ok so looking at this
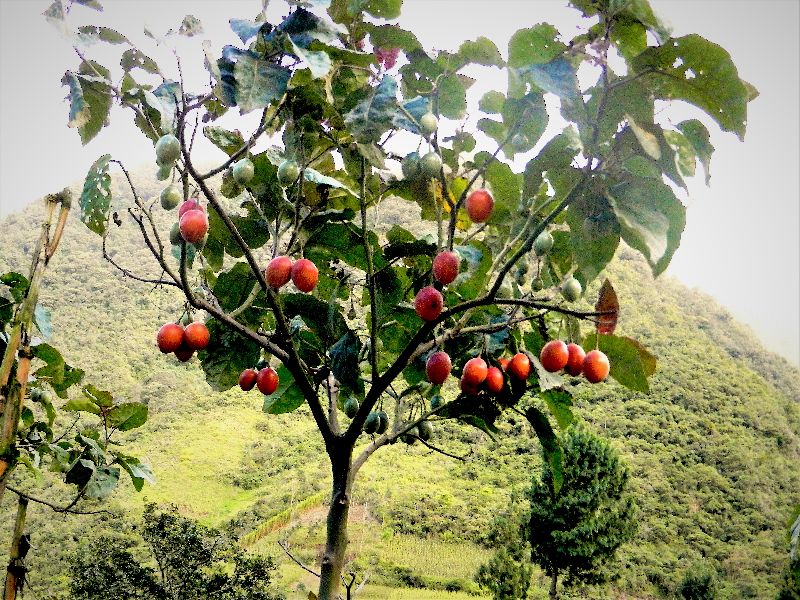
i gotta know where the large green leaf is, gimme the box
[508,24,565,68]
[235,52,290,113]
[282,293,348,343]
[525,406,563,493]
[82,384,113,407]
[363,0,401,19]
[63,396,101,416]
[454,242,492,301]
[457,37,503,68]
[343,75,398,143]
[115,454,155,492]
[79,154,112,236]
[365,24,421,52]
[203,126,245,156]
[540,390,574,430]
[609,0,670,41]
[31,344,85,398]
[107,403,148,431]
[1,272,29,303]
[437,74,468,119]
[213,262,257,313]
[329,331,364,396]
[85,465,120,499]
[289,38,332,79]
[218,47,290,113]
[520,57,579,100]
[631,34,753,140]
[61,62,112,145]
[120,49,160,74]
[565,193,620,284]
[582,333,655,392]
[605,177,685,277]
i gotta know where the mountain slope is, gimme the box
[0,178,797,599]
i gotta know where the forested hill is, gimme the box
[0,173,798,599]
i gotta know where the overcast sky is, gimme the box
[0,0,798,365]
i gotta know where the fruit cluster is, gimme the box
[540,340,609,383]
[425,349,532,397]
[238,366,279,395]
[156,321,210,362]
[265,255,318,293]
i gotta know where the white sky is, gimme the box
[0,0,798,365]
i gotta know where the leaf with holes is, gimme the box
[80,155,112,236]
[631,34,754,140]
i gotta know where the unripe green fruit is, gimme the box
[532,276,545,291]
[364,412,380,434]
[160,185,182,210]
[533,231,554,256]
[430,395,444,410]
[417,421,433,441]
[376,410,389,434]
[277,160,300,186]
[344,396,359,418]
[419,151,442,178]
[232,158,255,185]
[169,222,182,245]
[419,113,438,136]
[155,134,181,165]
[561,275,582,302]
[156,163,172,181]
[401,152,420,179]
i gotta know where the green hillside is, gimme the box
[0,174,798,599]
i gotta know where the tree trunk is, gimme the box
[549,568,558,600]
[318,446,353,600]
[4,496,28,600]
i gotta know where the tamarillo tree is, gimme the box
[48,0,755,596]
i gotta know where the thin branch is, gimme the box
[198,101,285,180]
[7,486,110,515]
[414,436,471,461]
[178,110,333,443]
[278,540,320,578]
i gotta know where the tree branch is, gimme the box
[278,540,320,578]
[6,486,113,515]
[197,101,285,180]
[178,110,333,443]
